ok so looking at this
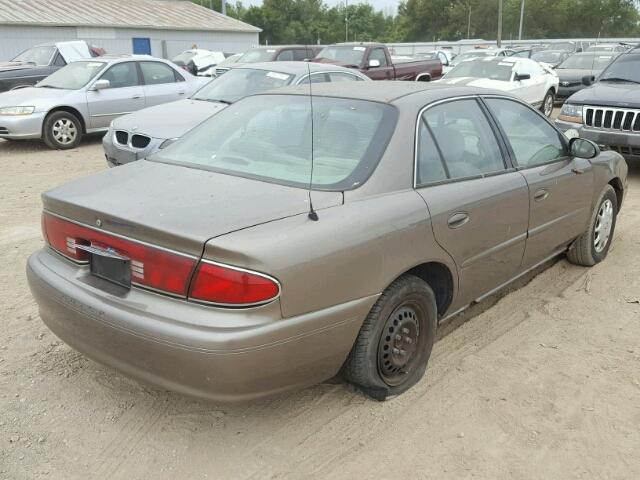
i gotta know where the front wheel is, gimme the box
[342,275,437,400]
[567,185,618,266]
[43,111,82,150]
[540,89,555,117]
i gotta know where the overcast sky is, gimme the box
[239,0,401,15]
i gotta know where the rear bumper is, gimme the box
[27,248,374,401]
[0,111,45,139]
[555,119,640,159]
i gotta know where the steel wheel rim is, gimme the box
[377,302,422,387]
[52,118,77,145]
[594,199,614,253]
[544,94,553,116]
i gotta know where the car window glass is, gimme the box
[299,73,329,84]
[276,50,294,61]
[100,62,139,88]
[486,98,566,167]
[417,120,448,185]
[140,62,176,85]
[53,53,66,67]
[292,49,309,61]
[370,48,388,66]
[328,72,361,82]
[511,50,529,58]
[424,99,505,179]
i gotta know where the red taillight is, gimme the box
[42,212,197,297]
[189,261,280,306]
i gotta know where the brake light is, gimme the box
[42,212,197,296]
[189,261,280,306]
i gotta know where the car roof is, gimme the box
[250,45,320,50]
[78,55,171,64]
[254,81,510,105]
[230,61,366,76]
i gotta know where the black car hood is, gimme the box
[567,81,640,107]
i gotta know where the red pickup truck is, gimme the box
[313,42,442,81]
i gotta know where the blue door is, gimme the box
[132,38,151,55]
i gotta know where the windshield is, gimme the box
[172,51,197,65]
[216,54,242,68]
[532,51,564,63]
[446,59,513,81]
[558,54,614,70]
[588,45,618,52]
[547,42,575,52]
[12,46,56,65]
[599,53,640,83]
[237,49,278,63]
[192,68,294,104]
[316,46,366,66]
[153,95,397,190]
[454,51,495,63]
[38,61,106,89]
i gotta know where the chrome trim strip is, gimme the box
[188,258,282,308]
[91,111,133,118]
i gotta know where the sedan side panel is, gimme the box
[203,190,458,319]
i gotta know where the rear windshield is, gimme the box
[152,95,397,190]
[558,54,614,70]
[191,68,294,104]
[454,51,495,62]
[446,59,513,81]
[38,61,106,89]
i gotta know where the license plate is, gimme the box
[77,245,131,289]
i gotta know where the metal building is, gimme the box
[0,0,261,60]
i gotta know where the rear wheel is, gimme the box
[343,275,437,400]
[540,89,555,117]
[567,185,618,266]
[43,111,82,150]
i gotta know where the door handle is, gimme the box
[571,167,585,174]
[447,212,470,229]
[534,189,549,202]
[131,95,142,99]
[178,91,186,95]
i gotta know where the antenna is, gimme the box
[306,55,319,221]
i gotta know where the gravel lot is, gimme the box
[1,133,639,480]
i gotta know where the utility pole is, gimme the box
[345,0,349,42]
[518,0,525,40]
[467,2,471,39]
[497,0,503,47]
[222,0,226,16]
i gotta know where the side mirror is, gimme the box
[368,59,381,68]
[515,73,531,81]
[570,137,599,159]
[582,75,595,86]
[91,79,110,91]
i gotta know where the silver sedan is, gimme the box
[103,61,370,166]
[0,55,207,149]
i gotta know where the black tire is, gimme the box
[343,274,437,400]
[43,111,82,150]
[567,185,618,266]
[540,89,555,117]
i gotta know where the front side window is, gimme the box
[292,49,310,61]
[485,98,566,168]
[422,99,505,180]
[140,62,177,85]
[38,61,106,90]
[153,95,397,190]
[370,48,388,66]
[276,49,294,61]
[100,62,139,88]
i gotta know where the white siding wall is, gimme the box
[0,25,259,60]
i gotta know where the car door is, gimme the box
[414,98,530,306]
[366,47,395,80]
[87,61,145,129]
[139,61,187,107]
[484,97,594,269]
[514,60,547,105]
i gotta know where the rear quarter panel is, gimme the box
[202,190,457,319]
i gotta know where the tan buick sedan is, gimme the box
[27,83,627,401]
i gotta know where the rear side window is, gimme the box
[100,62,139,88]
[416,121,448,185]
[140,62,177,85]
[420,99,505,182]
[292,49,310,61]
[329,72,363,82]
[53,53,66,67]
[486,98,566,167]
[276,49,294,61]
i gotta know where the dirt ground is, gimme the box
[1,133,639,480]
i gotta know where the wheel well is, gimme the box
[548,86,556,95]
[405,262,454,317]
[416,73,431,82]
[44,107,87,134]
[609,177,624,210]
